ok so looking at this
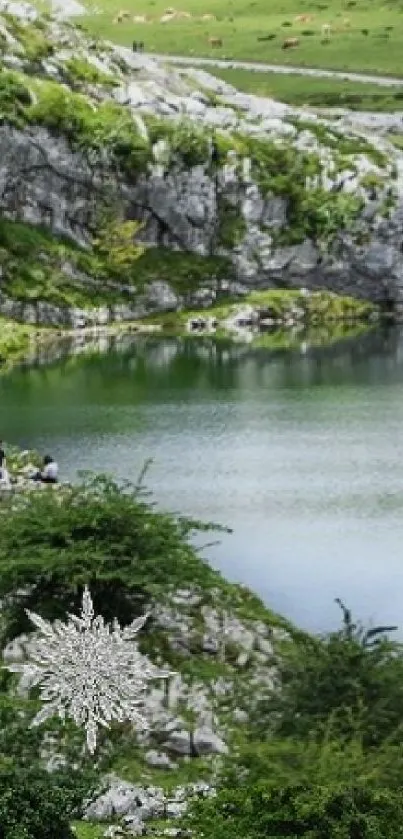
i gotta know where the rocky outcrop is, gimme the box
[1,4,403,320]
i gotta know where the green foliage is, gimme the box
[147,117,210,167]
[93,217,144,277]
[214,134,363,244]
[2,14,54,65]
[132,248,231,299]
[27,83,150,178]
[63,57,118,88]
[0,318,33,366]
[0,69,31,127]
[0,217,233,314]
[0,474,226,640]
[0,764,75,839]
[286,188,364,245]
[217,198,246,247]
[144,289,375,334]
[253,600,403,747]
[289,118,388,167]
[188,781,403,839]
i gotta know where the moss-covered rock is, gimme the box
[0,317,36,366]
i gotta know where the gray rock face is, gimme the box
[0,118,400,318]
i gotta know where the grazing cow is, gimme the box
[282,37,299,48]
[321,22,331,36]
[177,10,192,18]
[160,12,176,21]
[294,14,313,22]
[114,9,130,22]
[132,14,148,22]
[209,36,222,46]
[201,13,216,19]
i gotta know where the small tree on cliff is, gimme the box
[93,217,144,279]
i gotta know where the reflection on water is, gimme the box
[2,325,403,633]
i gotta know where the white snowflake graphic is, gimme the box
[4,587,172,753]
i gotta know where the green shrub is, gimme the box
[0,69,31,127]
[0,475,225,640]
[2,15,54,65]
[188,781,403,839]
[252,600,403,747]
[64,57,118,88]
[0,763,85,839]
[27,84,150,177]
[146,117,210,167]
[217,198,246,247]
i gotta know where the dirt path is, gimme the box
[129,52,403,87]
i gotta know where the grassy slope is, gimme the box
[0,219,229,310]
[0,318,38,367]
[140,288,376,328]
[210,68,403,111]
[77,0,403,76]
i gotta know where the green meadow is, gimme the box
[77,0,403,76]
[211,68,403,109]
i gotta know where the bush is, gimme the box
[0,763,87,839]
[64,57,118,88]
[252,601,403,747]
[0,475,223,641]
[187,781,403,839]
[147,117,210,167]
[27,84,150,178]
[0,70,31,127]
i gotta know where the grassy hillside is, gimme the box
[0,318,39,366]
[210,68,403,111]
[77,0,403,76]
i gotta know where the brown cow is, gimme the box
[282,37,299,48]
[209,36,223,46]
[114,9,130,22]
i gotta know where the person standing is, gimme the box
[0,441,10,487]
[0,441,5,477]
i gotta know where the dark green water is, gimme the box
[2,327,403,633]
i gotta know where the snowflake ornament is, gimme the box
[4,587,172,753]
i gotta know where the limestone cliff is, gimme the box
[1,4,403,324]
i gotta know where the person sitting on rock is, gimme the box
[32,455,59,484]
[0,440,5,478]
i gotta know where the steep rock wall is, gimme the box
[1,122,403,323]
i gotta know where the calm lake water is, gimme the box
[2,326,403,634]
